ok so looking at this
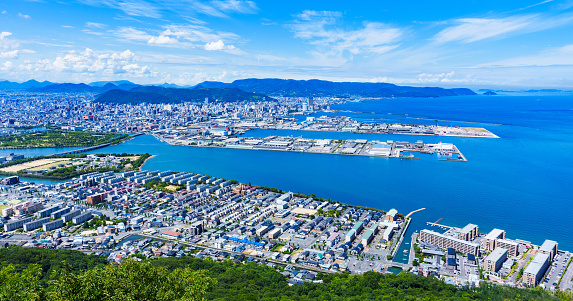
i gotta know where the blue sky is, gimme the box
[1,0,573,88]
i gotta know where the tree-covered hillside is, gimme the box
[0,247,569,301]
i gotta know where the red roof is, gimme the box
[162,230,182,237]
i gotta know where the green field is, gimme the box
[0,130,129,149]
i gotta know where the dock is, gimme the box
[426,219,455,230]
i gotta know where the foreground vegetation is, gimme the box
[0,153,152,180]
[0,130,129,149]
[0,246,570,301]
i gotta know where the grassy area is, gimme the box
[0,130,129,149]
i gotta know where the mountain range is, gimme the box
[0,78,477,103]
[95,86,271,104]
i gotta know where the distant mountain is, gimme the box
[525,89,563,93]
[483,91,498,95]
[95,86,273,104]
[0,78,477,98]
[28,83,123,93]
[194,78,476,98]
[90,80,140,90]
[0,79,54,90]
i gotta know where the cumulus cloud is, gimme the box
[0,50,20,59]
[0,32,20,50]
[114,24,240,51]
[0,61,13,71]
[26,48,154,77]
[148,34,178,45]
[0,32,12,40]
[18,12,31,19]
[416,71,475,83]
[290,10,402,56]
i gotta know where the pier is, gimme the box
[426,218,455,230]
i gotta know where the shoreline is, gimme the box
[244,126,500,139]
[156,135,467,162]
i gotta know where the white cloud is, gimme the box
[0,61,13,71]
[77,0,258,19]
[62,25,74,28]
[434,13,573,43]
[290,10,402,56]
[211,0,258,14]
[0,32,20,50]
[204,40,225,50]
[86,22,107,28]
[148,34,178,45]
[481,44,573,67]
[0,32,12,40]
[31,48,154,76]
[114,24,240,50]
[83,29,105,36]
[114,27,152,42]
[1,10,7,14]
[416,71,475,83]
[79,0,161,18]
[18,12,31,19]
[0,50,20,59]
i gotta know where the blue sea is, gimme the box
[8,93,573,261]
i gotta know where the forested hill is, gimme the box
[195,78,477,97]
[95,86,272,104]
[0,247,568,301]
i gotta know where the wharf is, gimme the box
[159,134,468,162]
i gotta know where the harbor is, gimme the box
[158,133,469,162]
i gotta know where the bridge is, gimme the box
[385,262,410,270]
[51,143,111,156]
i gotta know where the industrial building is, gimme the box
[483,247,508,272]
[523,253,550,286]
[420,229,480,256]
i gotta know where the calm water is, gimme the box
[0,146,84,157]
[5,94,572,260]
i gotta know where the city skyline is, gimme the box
[2,0,573,88]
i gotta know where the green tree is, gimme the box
[48,260,216,301]
[0,264,43,301]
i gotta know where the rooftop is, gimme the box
[484,247,508,263]
[484,228,505,240]
[459,223,478,234]
[540,240,557,253]
[524,253,550,275]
